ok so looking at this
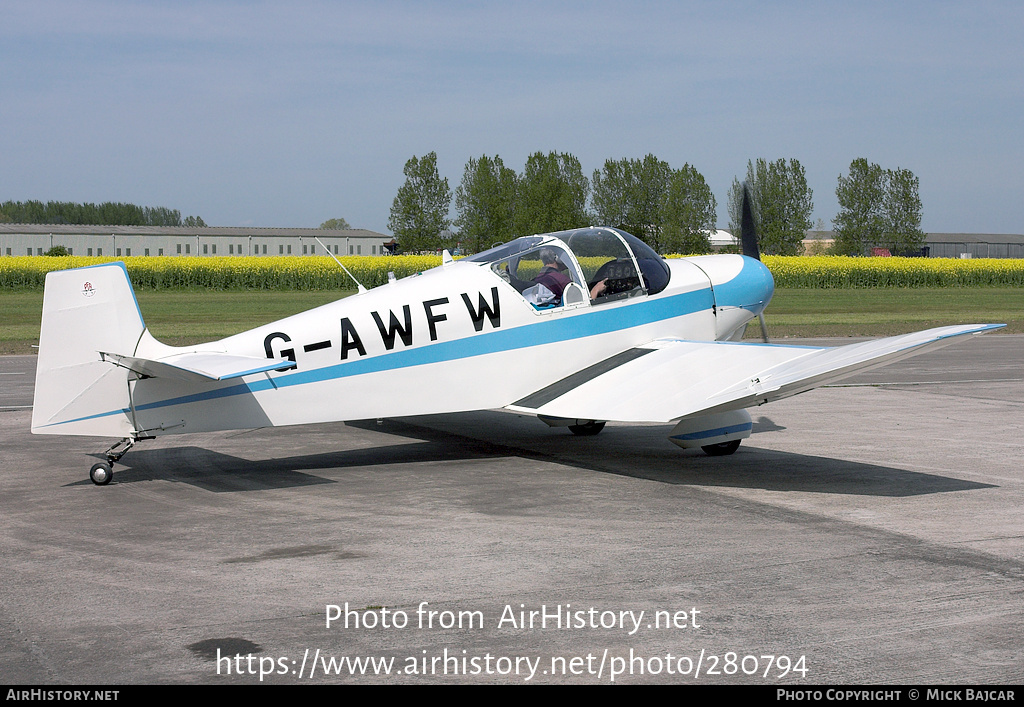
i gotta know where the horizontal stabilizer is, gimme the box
[100,351,293,383]
[508,324,1005,423]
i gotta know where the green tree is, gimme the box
[659,164,717,254]
[319,217,351,230]
[388,152,452,253]
[454,154,518,253]
[591,154,672,249]
[44,245,70,256]
[183,215,207,228]
[757,158,813,255]
[832,158,888,255]
[515,151,589,235]
[591,159,631,231]
[882,167,925,254]
[142,206,182,226]
[726,179,745,237]
[731,159,813,255]
[0,200,186,226]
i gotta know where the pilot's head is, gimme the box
[539,248,565,269]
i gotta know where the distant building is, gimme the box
[0,224,393,257]
[708,230,739,249]
[6,223,1022,259]
[801,231,1024,258]
[923,233,1024,259]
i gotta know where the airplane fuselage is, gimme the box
[122,253,770,435]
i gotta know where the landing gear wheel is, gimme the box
[89,462,114,485]
[701,440,741,456]
[568,421,606,436]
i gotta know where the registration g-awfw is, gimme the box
[31,212,1003,485]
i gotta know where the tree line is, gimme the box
[0,200,206,228]
[389,151,720,254]
[389,152,925,256]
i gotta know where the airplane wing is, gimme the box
[507,324,1004,423]
[100,351,292,383]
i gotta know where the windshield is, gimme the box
[563,227,671,299]
[617,230,671,295]
[464,236,545,264]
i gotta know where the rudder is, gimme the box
[31,262,146,437]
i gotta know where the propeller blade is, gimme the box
[740,182,760,261]
[741,182,769,342]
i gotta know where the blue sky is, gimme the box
[3,1,1021,234]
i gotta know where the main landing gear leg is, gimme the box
[701,440,741,456]
[89,437,137,485]
[568,420,606,436]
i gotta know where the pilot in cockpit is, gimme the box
[533,248,572,301]
[529,247,608,304]
[519,246,610,306]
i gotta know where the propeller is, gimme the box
[739,182,770,343]
[740,182,760,261]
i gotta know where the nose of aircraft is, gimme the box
[705,255,775,315]
[741,256,775,314]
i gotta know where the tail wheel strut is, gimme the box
[88,437,138,486]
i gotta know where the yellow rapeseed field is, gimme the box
[2,254,1023,289]
[759,255,1024,287]
[0,255,441,290]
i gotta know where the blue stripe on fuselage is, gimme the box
[47,284,717,425]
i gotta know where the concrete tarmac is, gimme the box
[1,335,1021,684]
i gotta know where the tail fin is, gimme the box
[31,262,145,437]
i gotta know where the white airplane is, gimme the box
[31,210,1003,485]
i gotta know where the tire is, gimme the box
[89,462,113,485]
[701,440,741,456]
[568,421,606,436]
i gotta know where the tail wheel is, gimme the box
[89,462,114,485]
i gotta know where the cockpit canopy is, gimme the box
[466,227,671,306]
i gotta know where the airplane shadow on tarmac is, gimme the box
[356,414,996,499]
[73,439,478,493]
[65,410,995,498]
